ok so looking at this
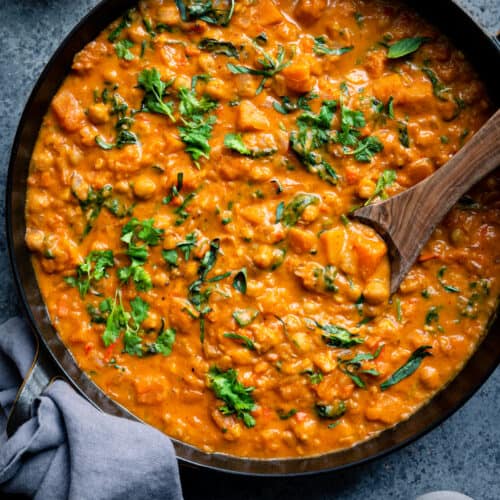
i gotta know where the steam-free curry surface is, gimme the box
[26,0,499,458]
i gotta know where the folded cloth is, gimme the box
[0,317,183,500]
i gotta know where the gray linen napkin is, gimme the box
[0,317,183,499]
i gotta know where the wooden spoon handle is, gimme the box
[353,108,500,293]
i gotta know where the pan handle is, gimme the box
[6,339,60,437]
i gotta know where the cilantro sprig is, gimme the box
[208,366,256,427]
[290,100,339,184]
[227,44,293,95]
[118,218,164,291]
[138,68,175,120]
[313,36,353,57]
[316,322,364,348]
[224,133,277,158]
[64,250,114,298]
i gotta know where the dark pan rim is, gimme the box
[6,0,500,476]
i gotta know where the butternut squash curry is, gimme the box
[25,0,499,458]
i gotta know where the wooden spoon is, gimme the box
[351,108,500,295]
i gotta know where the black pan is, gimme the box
[6,0,500,476]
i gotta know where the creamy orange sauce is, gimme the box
[25,0,499,458]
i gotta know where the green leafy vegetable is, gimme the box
[108,9,133,42]
[187,239,220,341]
[276,201,285,223]
[233,308,259,327]
[338,345,383,388]
[316,322,364,348]
[177,86,218,165]
[422,67,451,101]
[273,93,317,114]
[302,369,323,384]
[387,37,429,59]
[380,346,432,390]
[64,250,114,298]
[313,36,353,56]
[118,218,163,291]
[364,169,397,205]
[277,408,297,420]
[224,133,277,158]
[233,268,247,294]
[425,306,441,326]
[175,0,235,26]
[114,39,135,60]
[315,401,346,419]
[459,279,490,319]
[227,44,293,95]
[437,266,460,293]
[76,185,131,238]
[198,38,239,58]
[349,135,384,162]
[208,366,256,427]
[138,68,175,120]
[398,122,410,147]
[148,323,176,356]
[223,333,255,350]
[290,100,339,184]
[282,193,320,226]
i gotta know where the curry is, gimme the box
[25,0,499,458]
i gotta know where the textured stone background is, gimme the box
[0,1,498,499]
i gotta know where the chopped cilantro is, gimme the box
[208,366,256,427]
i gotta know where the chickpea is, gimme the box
[173,74,191,91]
[25,228,45,252]
[114,180,130,194]
[450,228,465,247]
[301,203,320,223]
[133,175,157,199]
[357,177,376,199]
[419,365,440,390]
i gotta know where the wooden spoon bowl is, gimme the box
[352,109,500,294]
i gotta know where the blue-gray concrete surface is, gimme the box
[0,1,498,499]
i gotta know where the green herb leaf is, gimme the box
[162,249,179,267]
[276,201,285,223]
[282,193,320,226]
[398,122,410,147]
[437,266,460,293]
[425,306,441,325]
[315,401,346,419]
[233,268,247,294]
[380,346,432,390]
[149,324,176,356]
[95,136,114,150]
[313,36,353,56]
[108,9,133,42]
[317,322,364,348]
[198,38,239,58]
[224,133,277,158]
[138,68,175,120]
[208,366,256,427]
[233,308,259,327]
[175,0,235,26]
[227,44,292,95]
[277,408,297,420]
[422,67,451,101]
[114,39,135,60]
[387,37,429,59]
[273,93,317,114]
[223,332,255,350]
[64,250,114,298]
[365,169,396,205]
[349,135,384,162]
